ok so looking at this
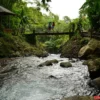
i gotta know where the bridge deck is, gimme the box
[34,32,74,35]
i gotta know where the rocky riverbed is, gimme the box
[0,54,99,100]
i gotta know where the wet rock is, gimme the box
[78,39,100,59]
[87,58,100,79]
[48,75,58,79]
[78,45,93,58]
[60,36,82,58]
[38,59,58,67]
[0,65,17,74]
[82,60,88,65]
[41,51,49,57]
[61,96,93,100]
[50,59,58,63]
[92,77,100,89]
[71,59,76,63]
[34,51,48,57]
[60,62,72,68]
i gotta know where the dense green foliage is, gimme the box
[0,0,95,54]
[80,0,100,32]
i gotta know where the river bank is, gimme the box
[0,34,48,58]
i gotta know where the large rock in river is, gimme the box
[38,59,58,67]
[60,62,72,68]
[61,96,93,100]
[60,36,83,58]
[87,58,100,79]
[92,77,100,89]
[78,39,100,58]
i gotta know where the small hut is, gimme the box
[0,6,15,15]
[0,6,15,33]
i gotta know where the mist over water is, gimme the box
[0,54,97,100]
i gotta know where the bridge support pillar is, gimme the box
[32,30,36,45]
[69,32,74,39]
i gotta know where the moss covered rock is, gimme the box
[60,36,82,58]
[38,59,58,67]
[87,58,100,79]
[61,96,93,100]
[92,77,100,89]
[78,39,100,59]
[33,49,48,57]
[82,60,88,65]
[60,62,72,68]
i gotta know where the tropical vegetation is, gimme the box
[0,0,100,55]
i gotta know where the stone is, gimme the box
[78,45,93,58]
[34,51,48,57]
[87,58,100,79]
[48,75,58,79]
[60,62,72,68]
[38,59,58,67]
[60,37,81,58]
[78,39,100,59]
[82,60,88,65]
[41,51,49,57]
[92,77,100,89]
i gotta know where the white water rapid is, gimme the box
[0,54,98,100]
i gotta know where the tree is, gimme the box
[80,0,100,32]
[63,16,71,24]
[41,0,51,4]
[0,0,22,10]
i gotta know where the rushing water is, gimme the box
[0,54,98,100]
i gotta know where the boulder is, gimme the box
[82,60,88,65]
[38,59,58,67]
[78,39,100,59]
[50,59,59,63]
[41,51,49,57]
[87,58,100,79]
[78,45,93,58]
[60,62,72,68]
[60,36,82,58]
[34,51,48,57]
[92,77,100,89]
[61,96,93,100]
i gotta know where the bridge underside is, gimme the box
[34,32,74,35]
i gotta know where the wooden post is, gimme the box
[33,30,36,45]
[69,32,74,39]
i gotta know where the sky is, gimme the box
[27,0,86,20]
[47,0,86,19]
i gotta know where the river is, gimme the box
[0,54,98,100]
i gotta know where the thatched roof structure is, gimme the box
[0,6,15,15]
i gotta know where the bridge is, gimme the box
[33,32,90,37]
[25,31,100,45]
[25,31,89,45]
[33,32,74,35]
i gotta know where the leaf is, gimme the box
[41,0,45,4]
